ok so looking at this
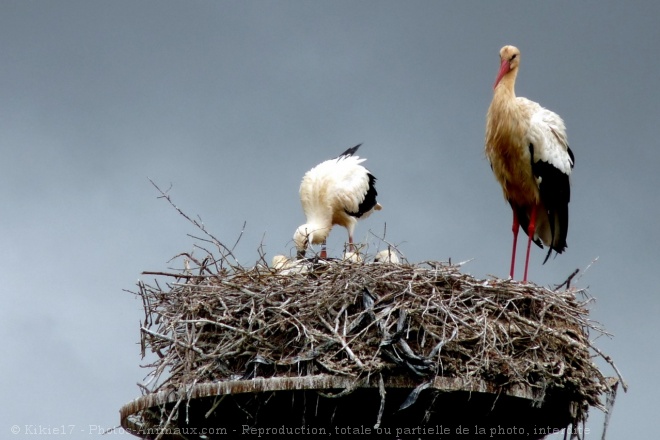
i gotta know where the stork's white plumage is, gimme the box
[294,144,382,259]
[374,249,400,264]
[271,254,311,275]
[342,250,363,263]
[485,45,575,281]
[271,255,292,270]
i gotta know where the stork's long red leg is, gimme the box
[523,205,538,282]
[510,210,519,279]
[348,235,354,252]
[320,240,327,259]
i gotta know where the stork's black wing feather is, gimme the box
[347,173,379,218]
[528,143,573,262]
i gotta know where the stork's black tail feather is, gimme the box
[337,143,362,159]
[543,204,569,264]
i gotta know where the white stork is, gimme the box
[271,254,311,275]
[374,248,400,264]
[293,144,382,259]
[343,250,363,263]
[271,255,292,270]
[485,45,575,281]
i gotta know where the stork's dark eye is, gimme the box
[511,54,517,60]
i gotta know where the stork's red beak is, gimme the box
[493,59,510,89]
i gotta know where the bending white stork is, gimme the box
[293,144,382,259]
[485,45,575,281]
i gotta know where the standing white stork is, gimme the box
[293,144,382,259]
[485,45,575,281]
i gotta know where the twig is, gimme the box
[555,268,580,290]
[148,178,240,264]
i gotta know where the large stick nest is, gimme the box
[133,250,621,431]
[125,184,623,438]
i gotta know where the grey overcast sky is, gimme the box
[2,1,658,438]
